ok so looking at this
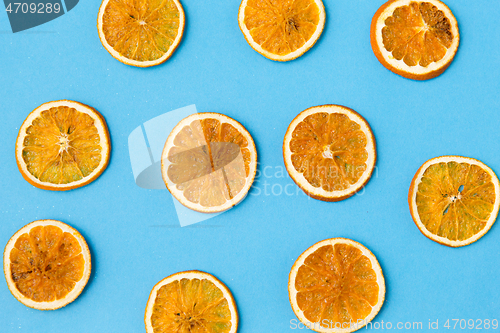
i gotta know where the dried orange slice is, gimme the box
[283,105,376,201]
[15,100,111,191]
[289,238,385,333]
[409,156,500,247]
[145,270,238,333]
[3,220,91,310]
[161,113,257,213]
[370,0,459,80]
[97,0,185,67]
[238,0,326,61]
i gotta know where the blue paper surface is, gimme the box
[1,0,500,332]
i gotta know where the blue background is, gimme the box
[1,0,499,331]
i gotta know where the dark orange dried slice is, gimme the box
[289,238,385,333]
[283,105,376,201]
[98,0,185,67]
[238,0,326,61]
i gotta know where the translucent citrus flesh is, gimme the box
[167,119,252,207]
[416,162,496,241]
[102,0,180,62]
[151,278,233,333]
[382,2,453,67]
[22,107,103,185]
[9,226,85,302]
[295,244,379,326]
[289,112,368,192]
[243,0,320,56]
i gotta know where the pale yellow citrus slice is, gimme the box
[97,0,185,67]
[161,113,257,213]
[15,100,111,191]
[238,0,326,61]
[370,0,459,80]
[145,270,238,333]
[3,220,91,310]
[409,156,500,247]
[289,238,385,333]
[283,105,376,201]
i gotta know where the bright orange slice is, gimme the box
[370,0,459,80]
[3,220,91,310]
[409,156,500,247]
[15,100,111,191]
[97,0,185,67]
[145,270,238,333]
[238,0,326,61]
[283,105,376,201]
[161,113,257,213]
[289,238,385,333]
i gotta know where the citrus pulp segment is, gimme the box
[145,270,238,333]
[161,113,257,213]
[283,105,376,201]
[15,100,111,191]
[97,0,185,67]
[289,238,385,333]
[3,220,91,310]
[238,0,326,61]
[409,156,500,247]
[370,0,459,80]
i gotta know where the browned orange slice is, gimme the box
[3,220,91,310]
[289,238,385,332]
[371,0,459,80]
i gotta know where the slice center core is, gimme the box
[58,134,70,152]
[322,146,333,159]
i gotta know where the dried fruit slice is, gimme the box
[161,113,257,213]
[144,270,238,333]
[3,220,91,310]
[238,0,326,61]
[283,105,376,201]
[370,0,459,80]
[409,156,500,247]
[97,0,185,67]
[15,100,111,191]
[289,238,385,333]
